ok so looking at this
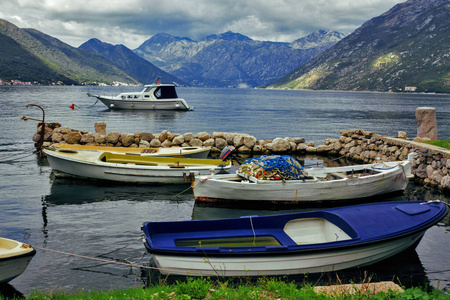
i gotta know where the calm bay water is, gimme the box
[0,86,449,297]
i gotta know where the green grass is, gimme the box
[4,277,448,300]
[421,140,450,150]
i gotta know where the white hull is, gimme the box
[151,231,424,276]
[0,255,34,283]
[0,238,35,283]
[44,149,230,184]
[97,96,192,110]
[193,161,411,203]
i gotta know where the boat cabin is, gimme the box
[142,84,179,99]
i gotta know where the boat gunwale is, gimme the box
[0,248,36,262]
[143,228,427,258]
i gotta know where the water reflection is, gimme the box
[102,108,183,122]
[44,177,191,206]
[22,153,450,294]
[0,283,25,300]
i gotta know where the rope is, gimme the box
[0,150,38,164]
[88,98,100,107]
[422,200,450,208]
[249,216,256,247]
[98,237,141,256]
[173,185,193,198]
[414,149,429,156]
[29,244,202,276]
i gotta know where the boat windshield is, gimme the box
[154,86,178,99]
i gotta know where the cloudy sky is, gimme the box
[1,0,404,49]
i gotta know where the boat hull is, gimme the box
[193,161,411,203]
[96,96,191,110]
[0,238,36,283]
[44,150,230,184]
[142,200,448,277]
[149,231,424,276]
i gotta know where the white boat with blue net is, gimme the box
[192,154,412,204]
[44,149,230,184]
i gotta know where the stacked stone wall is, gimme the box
[33,124,450,192]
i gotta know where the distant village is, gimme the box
[0,78,422,93]
[0,79,63,86]
[0,79,139,86]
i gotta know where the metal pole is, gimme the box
[23,104,45,155]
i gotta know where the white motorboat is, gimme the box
[49,143,210,159]
[44,149,230,184]
[192,155,412,204]
[0,237,36,283]
[88,83,193,110]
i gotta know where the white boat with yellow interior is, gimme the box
[44,149,230,184]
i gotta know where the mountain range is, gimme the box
[0,0,448,92]
[0,17,343,87]
[267,0,450,93]
[0,19,139,85]
[133,30,346,87]
[78,38,182,85]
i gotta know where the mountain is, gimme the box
[267,0,450,93]
[0,30,74,84]
[134,30,346,87]
[0,19,138,85]
[79,38,183,85]
[291,30,347,51]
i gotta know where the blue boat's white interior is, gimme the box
[284,217,353,245]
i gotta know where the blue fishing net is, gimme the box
[241,155,304,180]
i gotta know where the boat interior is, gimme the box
[221,167,382,183]
[99,152,227,167]
[0,238,34,258]
[170,217,354,249]
[319,168,381,180]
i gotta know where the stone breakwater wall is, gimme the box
[335,130,450,193]
[34,124,450,192]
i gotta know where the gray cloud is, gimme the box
[0,0,403,48]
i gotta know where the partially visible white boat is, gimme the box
[0,237,35,283]
[193,155,412,204]
[88,83,193,110]
[44,149,231,184]
[49,143,210,159]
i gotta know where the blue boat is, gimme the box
[141,200,448,277]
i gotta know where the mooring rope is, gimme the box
[98,237,142,256]
[0,150,38,164]
[29,244,199,276]
[173,185,194,198]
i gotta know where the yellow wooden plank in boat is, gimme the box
[52,143,159,154]
[99,152,228,167]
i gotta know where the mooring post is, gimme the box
[22,104,46,155]
[415,107,438,140]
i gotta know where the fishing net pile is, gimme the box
[238,155,311,180]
